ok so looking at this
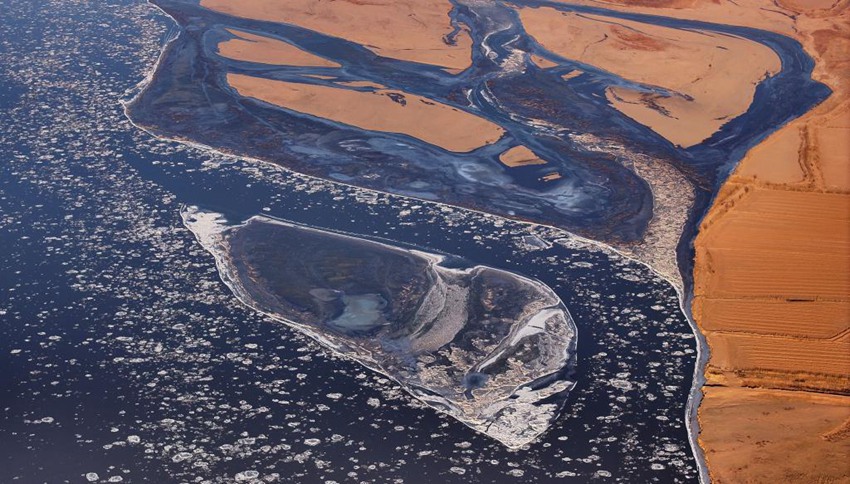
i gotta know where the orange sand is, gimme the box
[226,74,504,153]
[498,145,548,167]
[705,332,849,390]
[201,0,472,72]
[337,80,386,89]
[735,123,806,184]
[561,70,582,81]
[530,54,559,69]
[736,101,850,190]
[561,0,798,37]
[517,7,780,147]
[695,185,850,395]
[216,28,339,67]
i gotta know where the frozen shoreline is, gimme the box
[123,2,719,480]
[180,205,579,449]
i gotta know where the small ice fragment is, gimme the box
[235,470,260,481]
[172,452,192,463]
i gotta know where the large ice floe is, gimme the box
[182,206,577,448]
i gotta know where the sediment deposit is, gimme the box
[201,0,473,71]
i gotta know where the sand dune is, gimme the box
[226,74,504,152]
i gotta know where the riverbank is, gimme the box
[555,0,849,479]
[598,0,850,481]
[693,0,850,478]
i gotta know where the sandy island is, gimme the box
[226,73,505,153]
[216,28,340,67]
[498,145,548,167]
[201,0,472,72]
[517,7,780,147]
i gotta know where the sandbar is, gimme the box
[216,28,340,67]
[530,54,559,69]
[201,0,473,71]
[498,145,548,167]
[183,207,577,449]
[226,73,505,152]
[517,7,780,147]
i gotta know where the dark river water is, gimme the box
[0,0,826,483]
